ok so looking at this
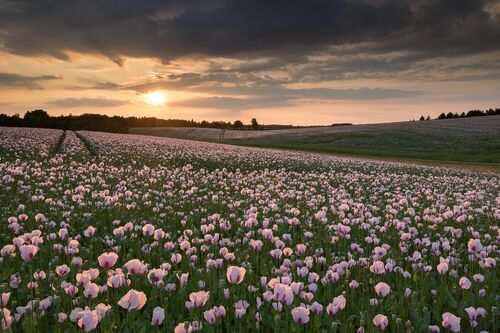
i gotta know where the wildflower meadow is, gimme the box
[0,127,498,332]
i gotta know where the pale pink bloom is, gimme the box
[472,274,484,283]
[467,239,482,253]
[441,312,460,332]
[428,325,440,333]
[148,268,166,285]
[273,283,294,305]
[40,296,53,310]
[178,273,189,287]
[1,244,15,256]
[270,249,282,259]
[142,224,155,236]
[76,272,92,287]
[118,289,147,311]
[83,226,96,237]
[55,264,71,277]
[372,314,388,330]
[436,262,448,275]
[214,306,226,318]
[464,307,486,326]
[459,277,471,290]
[374,282,391,298]
[326,295,346,315]
[370,261,385,274]
[58,312,67,323]
[1,292,10,306]
[171,253,182,264]
[123,259,146,275]
[481,257,495,268]
[98,252,118,268]
[84,268,99,279]
[188,291,209,308]
[226,266,246,284]
[19,244,38,262]
[1,308,13,329]
[84,283,99,299]
[174,322,193,333]
[71,257,83,266]
[78,309,99,332]
[310,302,323,314]
[291,306,310,324]
[107,270,129,288]
[349,280,359,289]
[95,304,111,320]
[204,309,217,325]
[151,306,165,325]
[64,284,79,297]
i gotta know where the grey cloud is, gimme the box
[47,97,128,108]
[170,87,419,110]
[0,1,498,63]
[0,72,60,89]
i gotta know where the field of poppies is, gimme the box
[0,126,498,333]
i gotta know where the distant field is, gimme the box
[130,116,500,165]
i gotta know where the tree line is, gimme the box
[418,108,500,121]
[0,110,294,133]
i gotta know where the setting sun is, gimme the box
[143,91,167,106]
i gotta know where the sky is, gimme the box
[0,0,499,125]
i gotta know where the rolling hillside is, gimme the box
[130,115,500,165]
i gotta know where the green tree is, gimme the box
[234,120,244,129]
[251,118,259,130]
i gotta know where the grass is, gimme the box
[228,128,500,163]
[130,117,500,169]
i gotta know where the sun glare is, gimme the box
[143,91,167,106]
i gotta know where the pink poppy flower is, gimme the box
[19,244,38,262]
[441,312,460,332]
[1,308,12,329]
[459,277,471,290]
[326,295,346,315]
[123,259,146,275]
[83,283,99,299]
[436,262,448,275]
[291,306,310,324]
[374,282,391,298]
[118,289,147,311]
[467,239,482,253]
[370,261,385,274]
[151,306,165,325]
[187,291,209,308]
[174,322,193,333]
[226,266,246,284]
[98,252,118,268]
[372,314,388,330]
[1,292,10,306]
[78,309,99,332]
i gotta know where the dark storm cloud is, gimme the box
[1,0,498,108]
[0,72,60,89]
[47,97,128,108]
[1,0,498,63]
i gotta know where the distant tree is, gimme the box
[419,115,425,121]
[24,109,51,127]
[466,110,484,117]
[233,120,244,129]
[426,115,431,120]
[460,112,466,117]
[251,118,259,130]
[438,113,446,119]
[453,113,459,118]
[446,112,454,119]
